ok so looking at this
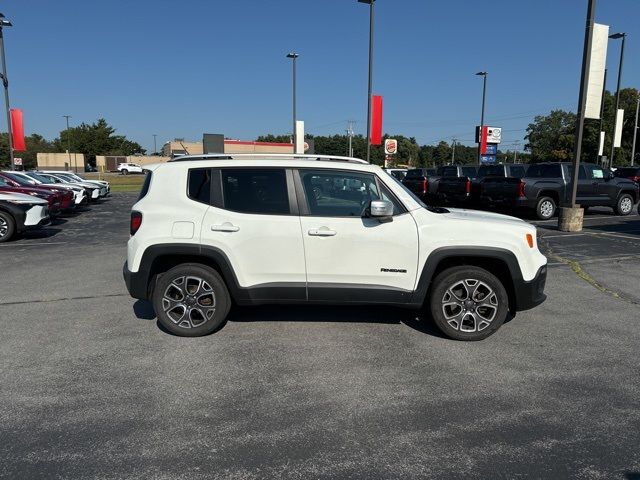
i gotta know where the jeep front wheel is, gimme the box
[0,211,16,243]
[429,266,509,341]
[152,263,231,337]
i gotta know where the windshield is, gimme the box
[25,172,51,183]
[3,172,35,186]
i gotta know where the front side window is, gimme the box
[222,168,289,215]
[300,170,400,217]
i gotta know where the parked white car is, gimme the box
[124,154,548,341]
[0,191,50,242]
[6,171,88,205]
[117,163,144,175]
[39,171,110,196]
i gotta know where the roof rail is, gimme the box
[167,153,369,165]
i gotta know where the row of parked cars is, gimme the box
[0,170,110,242]
[395,163,640,220]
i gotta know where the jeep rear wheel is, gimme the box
[121,169,128,175]
[0,211,16,243]
[152,264,230,337]
[429,266,509,341]
[536,196,556,220]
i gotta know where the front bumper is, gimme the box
[513,265,547,311]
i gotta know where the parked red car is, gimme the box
[0,175,62,215]
[0,172,75,212]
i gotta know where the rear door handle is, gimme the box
[211,223,239,232]
[308,227,336,237]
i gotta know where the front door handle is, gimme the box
[211,223,240,232]
[308,227,336,237]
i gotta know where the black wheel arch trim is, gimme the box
[412,246,544,312]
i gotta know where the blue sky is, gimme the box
[5,0,640,152]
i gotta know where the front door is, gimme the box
[295,169,419,303]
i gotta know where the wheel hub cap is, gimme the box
[441,278,499,333]
[162,275,217,329]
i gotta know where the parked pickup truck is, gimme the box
[401,167,438,202]
[438,164,528,206]
[480,162,639,219]
[435,165,479,206]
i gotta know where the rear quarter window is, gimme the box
[187,168,211,204]
[138,171,153,200]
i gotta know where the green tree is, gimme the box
[55,118,145,166]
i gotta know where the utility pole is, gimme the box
[514,142,520,163]
[346,120,355,157]
[153,134,157,155]
[631,97,639,166]
[451,137,457,163]
[0,14,14,170]
[597,68,607,165]
[476,71,488,165]
[286,52,299,152]
[358,0,375,163]
[609,32,626,167]
[63,115,74,172]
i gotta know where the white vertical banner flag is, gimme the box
[598,131,605,156]
[295,120,305,154]
[585,23,609,119]
[614,109,624,148]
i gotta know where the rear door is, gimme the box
[198,167,307,300]
[295,168,419,302]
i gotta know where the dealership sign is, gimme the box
[384,138,398,155]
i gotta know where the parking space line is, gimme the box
[0,241,68,247]
[540,233,588,239]
[594,232,640,241]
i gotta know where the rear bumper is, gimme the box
[123,261,150,300]
[513,265,547,311]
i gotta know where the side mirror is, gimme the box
[604,171,614,180]
[369,200,394,220]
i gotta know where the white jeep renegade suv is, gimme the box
[124,154,547,340]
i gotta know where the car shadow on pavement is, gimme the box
[21,227,63,240]
[586,221,640,236]
[133,300,156,320]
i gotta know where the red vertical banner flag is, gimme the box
[480,126,489,155]
[370,95,383,145]
[10,108,26,151]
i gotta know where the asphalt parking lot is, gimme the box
[2,193,640,479]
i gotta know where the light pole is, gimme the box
[63,115,74,172]
[358,0,375,163]
[153,134,157,155]
[0,13,13,169]
[608,32,626,167]
[631,97,639,166]
[476,71,488,165]
[561,0,596,233]
[286,52,298,152]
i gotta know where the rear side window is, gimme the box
[222,168,289,215]
[461,166,477,177]
[441,166,457,177]
[478,165,503,177]
[510,166,526,178]
[187,168,210,204]
[406,169,424,178]
[526,164,562,178]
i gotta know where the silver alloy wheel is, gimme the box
[0,217,7,238]
[620,196,633,214]
[162,275,216,329]
[441,279,499,332]
[540,200,554,218]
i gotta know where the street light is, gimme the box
[476,71,488,165]
[608,32,626,166]
[62,115,74,172]
[358,0,375,163]
[286,52,298,153]
[0,13,13,169]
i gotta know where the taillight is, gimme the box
[130,211,142,235]
[633,176,640,182]
[465,179,471,194]
[421,179,428,194]
[517,181,526,198]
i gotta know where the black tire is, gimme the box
[0,210,16,243]
[535,196,556,220]
[152,263,231,337]
[121,169,128,175]
[614,193,634,216]
[429,266,509,341]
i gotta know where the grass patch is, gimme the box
[85,173,144,190]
